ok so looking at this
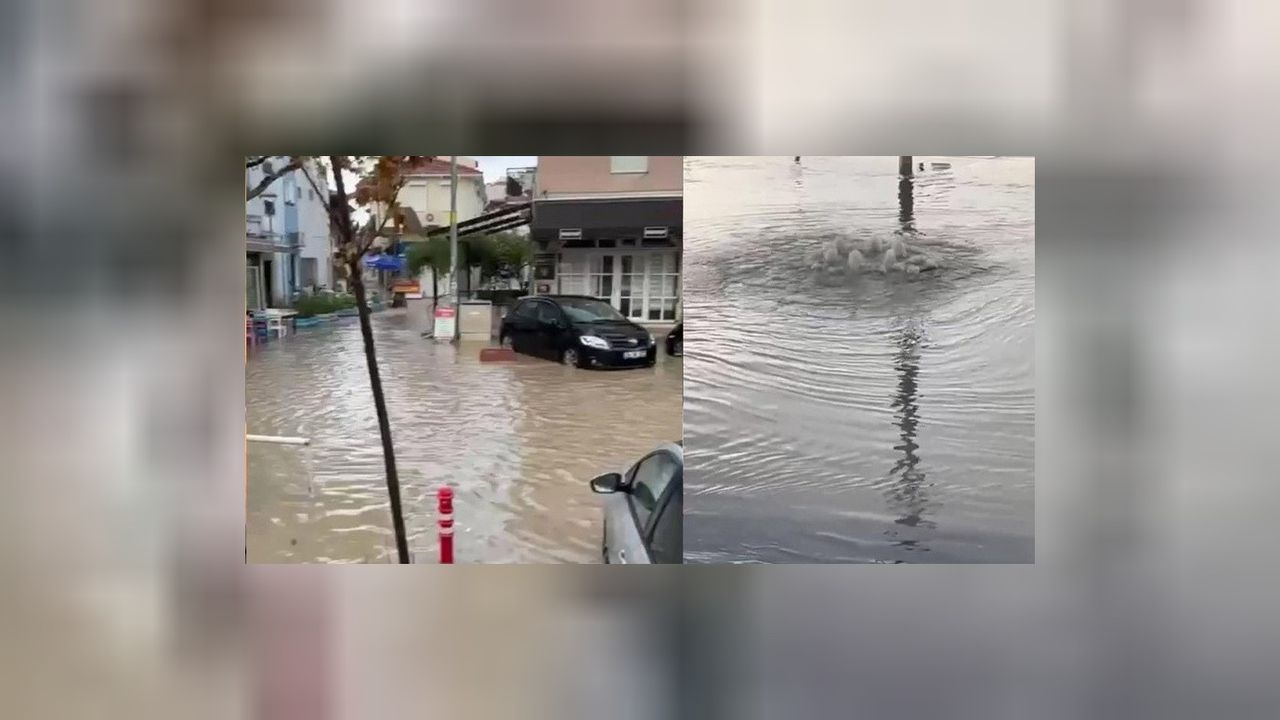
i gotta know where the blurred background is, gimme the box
[3,0,1280,717]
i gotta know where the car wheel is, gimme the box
[674,340,682,356]
[562,348,580,367]
[500,334,512,349]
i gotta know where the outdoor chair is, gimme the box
[250,311,287,340]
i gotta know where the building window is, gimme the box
[588,256,614,298]
[558,255,589,295]
[645,253,680,321]
[300,257,318,289]
[557,250,679,322]
[610,156,648,174]
[246,265,265,310]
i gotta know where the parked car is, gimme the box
[665,322,683,357]
[589,442,682,564]
[499,295,657,369]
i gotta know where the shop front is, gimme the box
[529,197,682,324]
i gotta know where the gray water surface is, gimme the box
[246,311,682,563]
[683,156,1034,563]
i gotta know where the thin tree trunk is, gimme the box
[348,260,411,563]
[329,158,410,564]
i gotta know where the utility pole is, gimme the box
[449,156,460,342]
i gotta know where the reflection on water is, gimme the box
[684,156,1034,563]
[246,311,681,563]
[887,324,932,534]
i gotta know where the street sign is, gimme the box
[434,306,456,341]
[534,252,556,280]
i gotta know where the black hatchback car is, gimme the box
[665,323,683,357]
[500,295,657,369]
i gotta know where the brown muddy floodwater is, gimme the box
[246,309,682,563]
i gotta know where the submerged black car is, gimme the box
[665,323,683,357]
[500,295,657,369]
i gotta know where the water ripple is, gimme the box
[247,312,681,563]
[684,156,1034,563]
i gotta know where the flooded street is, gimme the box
[247,310,682,563]
[683,156,1034,563]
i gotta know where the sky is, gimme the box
[330,156,535,228]
[326,156,536,190]
[473,156,536,183]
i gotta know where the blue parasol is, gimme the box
[364,254,406,271]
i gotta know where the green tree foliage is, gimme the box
[404,231,530,296]
[405,236,452,278]
[462,231,530,282]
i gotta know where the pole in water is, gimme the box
[898,156,915,233]
[437,486,454,564]
[448,157,460,343]
[246,434,310,446]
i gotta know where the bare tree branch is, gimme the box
[329,155,367,267]
[245,156,269,169]
[246,156,304,200]
[357,178,408,256]
[297,159,349,239]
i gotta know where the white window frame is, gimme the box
[247,265,265,310]
[610,156,649,174]
[556,248,679,322]
[643,253,680,322]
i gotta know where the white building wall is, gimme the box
[245,157,284,236]
[246,157,333,299]
[399,176,486,226]
[296,159,332,290]
[246,156,289,306]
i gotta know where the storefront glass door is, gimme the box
[559,250,679,322]
[246,265,264,310]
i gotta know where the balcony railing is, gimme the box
[505,167,536,200]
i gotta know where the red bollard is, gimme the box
[437,486,454,564]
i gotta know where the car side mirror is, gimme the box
[589,472,623,494]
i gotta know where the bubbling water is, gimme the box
[809,233,944,277]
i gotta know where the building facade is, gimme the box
[529,156,682,325]
[246,157,332,309]
[396,157,487,230]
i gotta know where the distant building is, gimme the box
[395,157,487,230]
[529,156,682,325]
[485,181,507,208]
[246,157,332,309]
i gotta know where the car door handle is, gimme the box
[618,549,628,564]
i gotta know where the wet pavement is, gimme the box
[683,156,1034,563]
[246,309,682,563]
